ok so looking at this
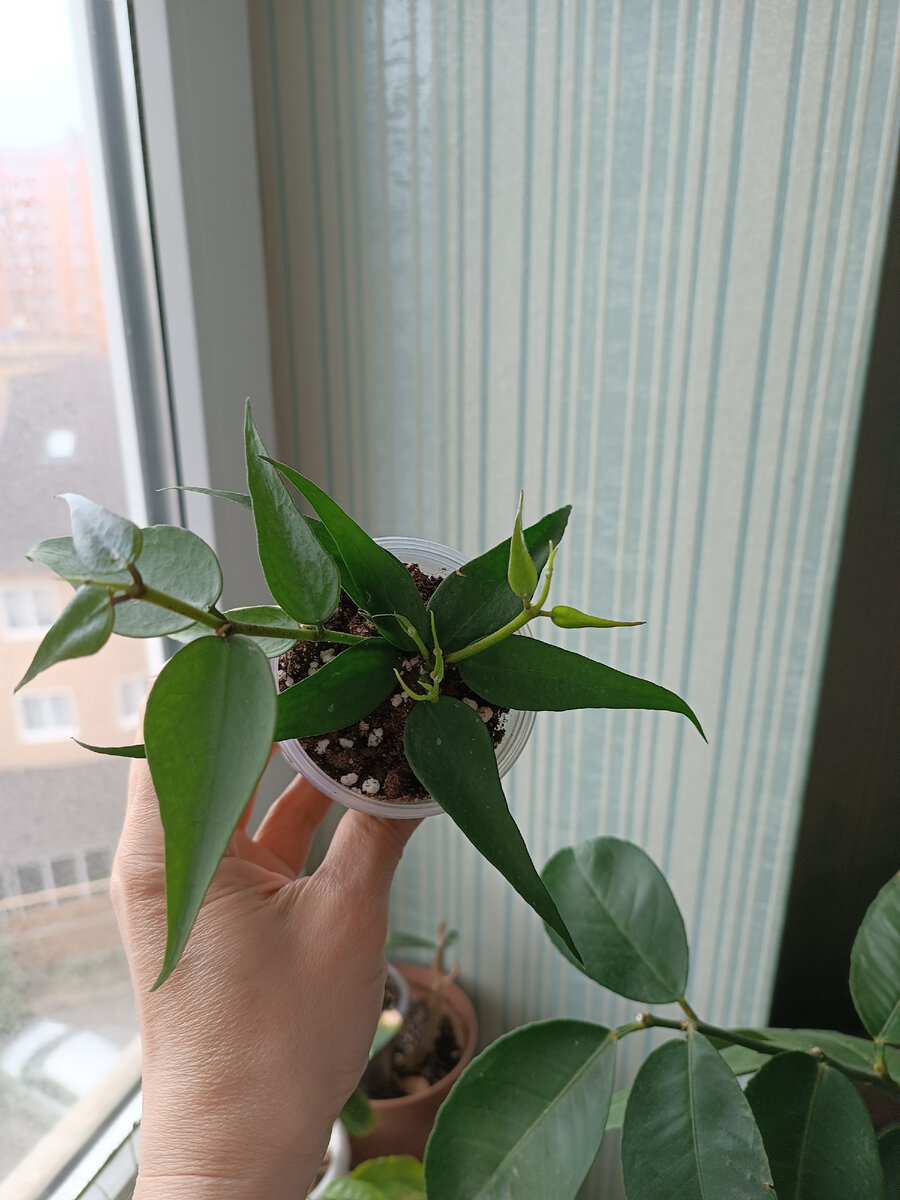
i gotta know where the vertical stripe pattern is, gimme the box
[249,3,900,1193]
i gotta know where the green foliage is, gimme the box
[549,604,644,629]
[541,837,689,1002]
[145,635,276,986]
[403,697,580,961]
[339,1088,376,1137]
[621,1031,775,1200]
[425,1020,615,1200]
[850,872,900,1046]
[324,1156,425,1200]
[15,585,113,689]
[881,1128,900,1200]
[745,1052,883,1199]
[17,403,700,984]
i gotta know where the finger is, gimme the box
[252,774,335,876]
[317,809,420,908]
[120,756,165,858]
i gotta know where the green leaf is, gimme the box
[263,457,427,651]
[339,1088,376,1137]
[161,485,252,509]
[541,837,689,1003]
[428,506,571,653]
[274,639,403,741]
[245,406,340,624]
[549,605,644,630]
[425,1019,615,1200]
[61,493,142,573]
[850,873,900,1045]
[16,586,113,690]
[621,1031,774,1200]
[352,1157,426,1198]
[880,1128,900,1200]
[742,1028,900,1097]
[74,739,146,758]
[169,606,299,657]
[144,635,276,986]
[606,1087,629,1132]
[26,536,131,586]
[458,637,705,739]
[370,1009,404,1058]
[403,697,580,961]
[322,1180,386,1200]
[507,492,538,600]
[113,525,224,637]
[745,1051,882,1200]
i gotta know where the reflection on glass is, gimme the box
[0,0,146,1178]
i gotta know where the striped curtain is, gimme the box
[249,1,900,1191]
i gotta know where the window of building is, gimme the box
[15,691,78,743]
[44,428,76,458]
[0,585,57,638]
[115,676,146,728]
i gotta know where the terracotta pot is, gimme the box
[349,962,478,1165]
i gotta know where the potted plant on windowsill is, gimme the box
[346,926,477,1165]
[15,400,704,987]
[422,839,900,1199]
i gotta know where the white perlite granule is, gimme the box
[340,773,358,787]
[478,706,493,723]
[361,778,380,795]
[367,728,384,747]
[320,649,336,662]
[315,739,330,755]
[390,694,404,707]
[307,661,319,675]
[462,697,478,710]
[338,737,354,749]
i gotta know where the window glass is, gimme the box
[0,0,149,1180]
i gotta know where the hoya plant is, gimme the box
[425,841,900,1199]
[16,402,702,986]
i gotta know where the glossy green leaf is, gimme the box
[74,739,146,758]
[339,1088,376,1137]
[425,1019,614,1200]
[352,1156,426,1198]
[507,492,538,600]
[459,637,705,739]
[162,485,252,509]
[322,1179,385,1200]
[605,1087,629,1132]
[745,1051,882,1199]
[245,407,340,623]
[113,525,223,637]
[743,1028,900,1097]
[61,493,142,573]
[549,605,644,630]
[541,837,688,1003]
[170,605,301,657]
[26,536,131,587]
[428,506,571,653]
[144,635,276,986]
[264,457,427,650]
[274,639,403,741]
[16,585,113,690]
[403,697,579,960]
[621,1031,774,1200]
[880,1128,900,1200]
[850,873,900,1045]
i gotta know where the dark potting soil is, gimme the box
[276,565,509,805]
[363,994,462,1101]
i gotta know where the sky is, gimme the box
[0,0,83,147]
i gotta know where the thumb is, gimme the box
[317,810,420,910]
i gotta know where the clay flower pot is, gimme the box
[349,962,478,1165]
[277,537,535,819]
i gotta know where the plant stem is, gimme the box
[445,543,559,664]
[139,586,223,629]
[639,1013,897,1092]
[678,996,700,1022]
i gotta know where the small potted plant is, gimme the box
[423,840,900,1199]
[322,1155,426,1200]
[346,926,477,1165]
[15,401,703,986]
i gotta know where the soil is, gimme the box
[276,565,509,804]
[361,986,462,1101]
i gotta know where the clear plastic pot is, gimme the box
[276,536,535,819]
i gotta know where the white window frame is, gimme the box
[2,3,277,1197]
[114,675,148,730]
[14,690,78,745]
[0,585,58,641]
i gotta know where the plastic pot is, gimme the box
[348,962,478,1166]
[277,536,535,819]
[308,1119,350,1197]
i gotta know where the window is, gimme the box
[15,691,78,742]
[116,675,147,728]
[0,585,57,638]
[44,428,76,459]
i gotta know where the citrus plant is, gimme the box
[425,842,900,1200]
[16,402,702,986]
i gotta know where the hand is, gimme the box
[113,757,419,1199]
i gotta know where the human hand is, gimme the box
[113,757,419,1199]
